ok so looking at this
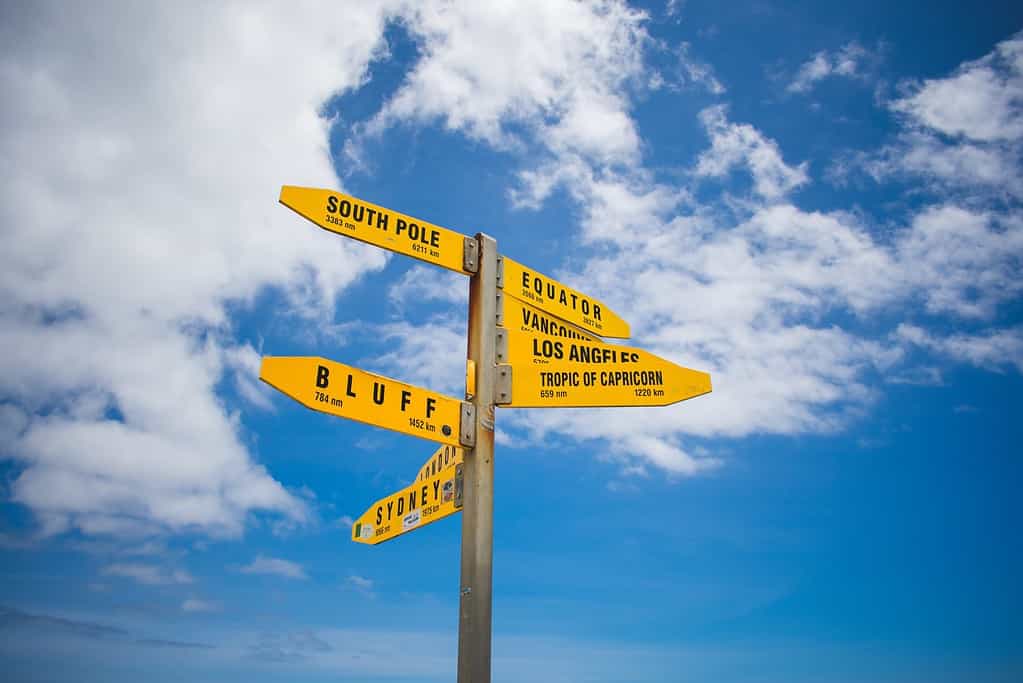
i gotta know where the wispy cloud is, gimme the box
[181,598,220,614]
[787,41,875,93]
[334,4,1022,478]
[841,31,1023,199]
[891,33,1023,141]
[0,0,395,540]
[897,324,1023,374]
[0,604,216,649]
[0,604,127,639]
[238,555,308,580]
[346,574,376,598]
[249,630,332,662]
[695,105,809,199]
[101,563,193,586]
[135,637,215,650]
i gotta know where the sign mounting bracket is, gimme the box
[494,364,512,405]
[463,236,479,274]
[459,402,477,448]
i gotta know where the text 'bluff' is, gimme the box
[315,365,441,418]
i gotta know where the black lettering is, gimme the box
[401,390,412,412]
[397,498,405,515]
[376,506,382,525]
[409,490,417,510]
[432,480,440,500]
[396,217,407,236]
[426,397,436,418]
[316,365,330,388]
[422,485,429,505]
[376,211,389,230]
[386,501,394,520]
[339,199,352,218]
[327,196,338,213]
[593,304,602,320]
[373,382,385,404]
[346,374,357,398]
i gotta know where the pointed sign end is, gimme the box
[258,356,318,407]
[279,184,300,208]
[693,370,713,397]
[258,355,281,386]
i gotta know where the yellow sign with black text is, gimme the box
[500,257,630,339]
[501,293,599,343]
[415,444,463,484]
[499,330,711,408]
[352,463,463,545]
[280,186,473,275]
[260,356,465,446]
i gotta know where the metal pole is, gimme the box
[458,233,497,683]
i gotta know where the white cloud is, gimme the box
[0,2,403,537]
[101,563,193,585]
[7,1,1004,488]
[894,206,1023,319]
[788,42,871,93]
[345,574,376,597]
[891,32,1023,141]
[0,403,28,446]
[494,169,1017,468]
[845,32,1023,202]
[695,106,809,200]
[851,130,1023,199]
[181,598,220,613]
[367,319,468,396]
[388,265,467,309]
[239,554,307,580]
[361,0,649,166]
[897,325,1023,373]
[338,6,1022,475]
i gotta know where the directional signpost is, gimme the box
[496,329,712,408]
[499,292,599,343]
[415,444,463,484]
[352,460,463,545]
[499,256,630,339]
[259,356,473,448]
[279,186,477,275]
[260,185,712,683]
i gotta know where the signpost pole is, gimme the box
[457,233,498,683]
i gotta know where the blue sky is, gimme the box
[1,1,1021,681]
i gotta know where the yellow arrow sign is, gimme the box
[500,257,630,339]
[260,356,467,447]
[500,292,599,343]
[352,462,463,545]
[498,329,711,408]
[280,186,473,275]
[414,444,463,484]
